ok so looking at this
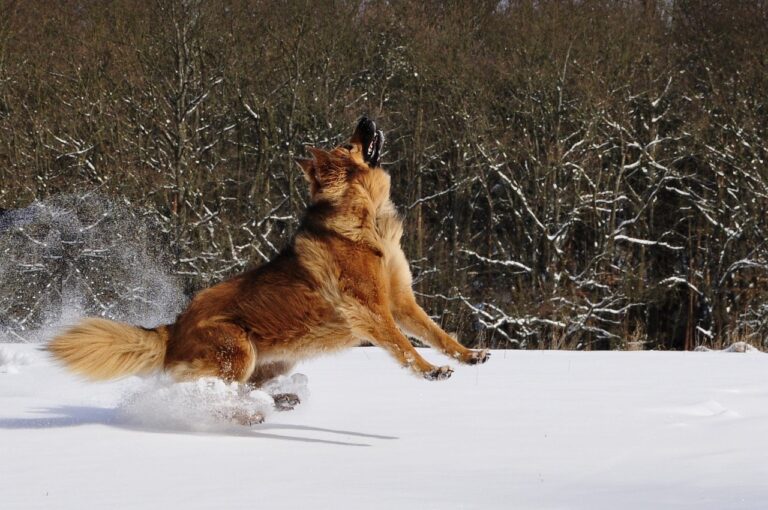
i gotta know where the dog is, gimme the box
[49,117,490,400]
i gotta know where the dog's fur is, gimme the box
[49,118,489,387]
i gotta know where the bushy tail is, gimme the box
[48,318,170,380]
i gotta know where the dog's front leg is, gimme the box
[392,295,490,366]
[347,306,453,380]
[385,249,490,365]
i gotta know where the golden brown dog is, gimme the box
[49,117,489,392]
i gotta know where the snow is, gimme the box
[613,234,684,251]
[117,376,277,431]
[1,345,767,509]
[0,346,31,374]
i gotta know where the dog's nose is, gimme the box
[354,116,376,140]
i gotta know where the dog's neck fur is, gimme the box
[298,167,393,254]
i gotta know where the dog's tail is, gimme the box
[47,318,171,380]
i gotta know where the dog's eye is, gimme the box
[342,144,354,151]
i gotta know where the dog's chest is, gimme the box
[375,201,404,256]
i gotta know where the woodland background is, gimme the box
[1,0,767,350]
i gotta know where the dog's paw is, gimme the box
[272,393,301,411]
[227,408,265,426]
[462,349,491,365]
[424,365,453,381]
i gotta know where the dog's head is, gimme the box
[296,117,386,204]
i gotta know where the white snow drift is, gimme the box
[0,346,31,374]
[1,344,767,510]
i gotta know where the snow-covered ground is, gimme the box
[1,344,767,510]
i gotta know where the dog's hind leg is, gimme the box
[246,361,308,411]
[387,249,490,365]
[248,361,295,387]
[165,323,257,383]
[165,324,267,425]
[247,361,301,411]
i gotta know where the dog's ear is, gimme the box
[306,147,340,184]
[294,158,314,182]
[307,146,331,166]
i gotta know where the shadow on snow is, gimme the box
[0,405,398,447]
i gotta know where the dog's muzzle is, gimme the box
[353,116,384,168]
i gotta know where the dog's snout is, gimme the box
[354,116,376,140]
[351,116,383,168]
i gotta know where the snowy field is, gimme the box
[1,344,767,510]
